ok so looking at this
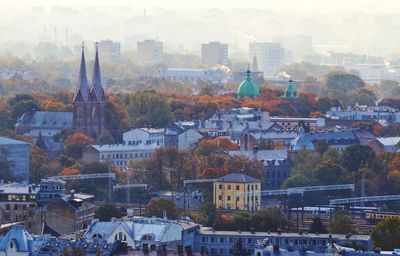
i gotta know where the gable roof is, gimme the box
[217,172,260,183]
[0,137,30,146]
[15,111,73,129]
[0,225,32,252]
[377,137,400,147]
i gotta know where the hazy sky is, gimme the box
[0,0,400,58]
[2,0,400,13]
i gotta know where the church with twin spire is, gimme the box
[72,43,107,138]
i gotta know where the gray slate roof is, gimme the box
[217,172,260,183]
[0,137,30,146]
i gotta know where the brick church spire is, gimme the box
[73,42,89,102]
[90,42,104,101]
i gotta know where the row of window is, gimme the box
[5,194,36,202]
[5,203,35,211]
[100,152,153,160]
[218,184,258,190]
[217,195,258,202]
[201,236,329,246]
[266,170,289,179]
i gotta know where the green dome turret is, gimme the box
[284,79,297,99]
[237,69,260,99]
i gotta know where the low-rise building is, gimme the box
[0,137,31,181]
[290,129,364,152]
[0,225,117,256]
[228,149,292,190]
[326,106,400,124]
[84,215,182,251]
[82,143,159,168]
[269,117,325,132]
[158,68,227,84]
[15,110,73,138]
[178,129,203,150]
[123,127,165,146]
[193,227,372,255]
[213,172,261,211]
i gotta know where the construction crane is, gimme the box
[113,183,148,206]
[49,173,116,201]
[183,179,217,186]
[236,184,355,198]
[48,173,116,181]
[330,195,400,205]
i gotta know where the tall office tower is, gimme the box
[136,39,163,65]
[249,42,284,77]
[201,41,229,66]
[97,40,121,62]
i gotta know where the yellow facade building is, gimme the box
[213,172,261,212]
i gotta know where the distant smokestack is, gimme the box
[54,26,57,43]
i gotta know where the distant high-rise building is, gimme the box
[249,42,284,77]
[136,39,163,65]
[97,40,121,62]
[201,41,228,66]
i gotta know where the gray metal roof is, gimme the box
[0,137,30,146]
[228,150,288,162]
[217,172,260,183]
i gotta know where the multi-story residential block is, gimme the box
[0,137,31,181]
[213,172,261,211]
[123,128,165,146]
[249,42,284,77]
[269,117,325,132]
[137,39,163,65]
[201,41,228,66]
[0,183,37,229]
[0,179,95,236]
[82,143,159,168]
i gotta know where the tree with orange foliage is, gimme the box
[59,167,80,176]
[65,132,94,159]
[194,138,238,156]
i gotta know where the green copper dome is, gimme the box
[237,69,260,99]
[284,79,297,99]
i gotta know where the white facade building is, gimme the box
[82,143,160,168]
[249,42,284,77]
[123,128,165,146]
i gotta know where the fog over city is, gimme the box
[1,0,400,59]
